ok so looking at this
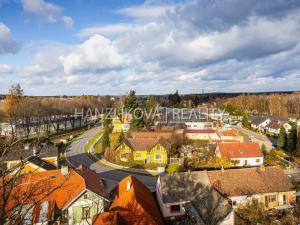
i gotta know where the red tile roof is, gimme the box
[93,176,164,225]
[217,130,240,137]
[217,142,263,158]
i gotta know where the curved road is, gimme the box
[65,127,157,191]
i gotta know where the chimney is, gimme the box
[61,165,69,176]
[126,181,131,191]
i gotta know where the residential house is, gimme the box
[265,120,292,135]
[207,166,296,210]
[4,165,110,225]
[185,121,213,130]
[156,171,234,225]
[5,144,58,174]
[250,117,271,131]
[112,116,130,133]
[216,130,244,143]
[215,142,264,167]
[185,129,215,140]
[115,137,170,164]
[93,176,164,225]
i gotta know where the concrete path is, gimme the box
[65,126,157,192]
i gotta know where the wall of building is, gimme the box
[231,157,264,167]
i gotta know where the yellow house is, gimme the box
[112,117,123,133]
[112,117,130,133]
[115,137,170,164]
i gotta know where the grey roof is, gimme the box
[159,171,232,225]
[27,156,57,170]
[250,117,269,126]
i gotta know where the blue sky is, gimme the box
[0,0,300,95]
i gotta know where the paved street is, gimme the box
[65,126,157,192]
[234,126,274,152]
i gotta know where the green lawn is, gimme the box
[84,131,102,153]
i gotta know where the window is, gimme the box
[155,154,162,160]
[170,204,180,213]
[136,153,141,158]
[265,195,276,202]
[232,201,237,206]
[256,159,260,163]
[244,160,248,166]
[121,153,127,158]
[84,193,88,199]
[82,207,90,219]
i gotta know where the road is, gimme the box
[65,126,157,192]
[234,126,274,152]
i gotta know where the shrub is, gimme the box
[166,164,184,173]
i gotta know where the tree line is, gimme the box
[218,92,300,116]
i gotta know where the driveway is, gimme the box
[234,126,274,152]
[65,126,157,192]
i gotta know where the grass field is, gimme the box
[84,131,102,153]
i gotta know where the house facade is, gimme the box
[207,166,296,210]
[250,117,271,131]
[116,137,170,164]
[215,142,264,167]
[5,165,110,225]
[185,129,215,140]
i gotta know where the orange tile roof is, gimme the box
[93,176,164,225]
[217,142,263,158]
[3,165,108,215]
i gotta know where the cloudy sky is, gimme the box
[0,0,300,95]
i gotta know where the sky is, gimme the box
[0,0,300,96]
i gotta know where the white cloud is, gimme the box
[117,4,175,20]
[0,64,13,74]
[62,16,73,29]
[0,22,19,54]
[76,23,132,39]
[59,35,124,74]
[3,0,300,95]
[21,0,73,28]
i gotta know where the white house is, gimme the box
[215,142,264,167]
[250,117,271,131]
[266,120,292,135]
[185,121,213,130]
[156,171,234,224]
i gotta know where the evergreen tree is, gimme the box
[102,114,111,127]
[242,112,250,128]
[261,143,267,156]
[102,127,110,151]
[124,90,144,130]
[277,127,287,149]
[286,123,297,152]
[168,90,181,107]
[124,90,138,109]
